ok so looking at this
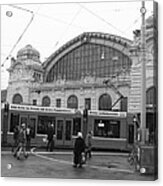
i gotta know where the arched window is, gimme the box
[99,94,112,110]
[67,95,78,109]
[42,96,51,106]
[12,94,23,104]
[146,86,156,105]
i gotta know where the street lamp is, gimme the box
[140,1,147,145]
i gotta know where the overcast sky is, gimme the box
[1,0,153,90]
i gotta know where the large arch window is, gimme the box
[46,43,132,82]
[12,94,23,104]
[42,96,51,106]
[99,94,112,110]
[67,95,78,109]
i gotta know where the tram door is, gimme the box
[56,118,73,146]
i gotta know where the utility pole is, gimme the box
[140,1,147,145]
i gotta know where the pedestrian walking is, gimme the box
[26,125,31,152]
[13,123,28,160]
[46,124,54,152]
[73,132,86,168]
[85,131,92,159]
[11,125,19,152]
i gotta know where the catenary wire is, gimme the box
[78,3,129,38]
[1,6,34,67]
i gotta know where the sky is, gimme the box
[0,0,154,90]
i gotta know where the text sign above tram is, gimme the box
[88,110,126,118]
[9,104,76,114]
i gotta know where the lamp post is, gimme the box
[83,105,88,140]
[140,1,147,145]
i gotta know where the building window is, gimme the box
[146,86,156,105]
[42,96,51,106]
[46,43,132,82]
[67,95,78,109]
[94,119,120,138]
[33,99,37,105]
[73,118,81,135]
[56,99,61,108]
[33,72,41,82]
[99,94,112,110]
[120,97,128,111]
[37,116,55,134]
[12,94,23,104]
[85,98,91,110]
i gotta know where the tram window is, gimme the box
[20,117,28,125]
[33,99,37,105]
[94,119,120,138]
[37,116,55,134]
[10,113,19,132]
[73,118,81,135]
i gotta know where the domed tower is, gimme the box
[7,44,44,105]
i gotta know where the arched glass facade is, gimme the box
[46,43,132,82]
[99,94,112,110]
[42,96,51,106]
[67,95,78,109]
[12,93,23,104]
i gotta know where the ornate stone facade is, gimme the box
[6,16,156,114]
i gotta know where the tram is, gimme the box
[1,103,134,150]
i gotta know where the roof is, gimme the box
[17,44,40,63]
[43,32,132,69]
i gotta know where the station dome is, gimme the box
[17,44,40,62]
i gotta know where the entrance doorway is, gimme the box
[56,118,73,146]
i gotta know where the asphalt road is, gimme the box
[1,151,156,181]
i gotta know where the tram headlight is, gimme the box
[140,167,146,174]
[43,137,47,143]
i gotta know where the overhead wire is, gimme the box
[123,15,141,34]
[53,6,83,49]
[1,3,147,67]
[78,3,129,37]
[35,12,88,31]
[1,5,34,67]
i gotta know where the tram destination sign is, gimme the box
[88,110,127,118]
[9,104,76,114]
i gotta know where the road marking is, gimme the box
[1,148,128,156]
[31,148,134,174]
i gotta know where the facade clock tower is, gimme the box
[7,45,44,105]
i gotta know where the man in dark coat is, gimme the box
[26,125,31,152]
[14,123,28,160]
[46,124,54,152]
[73,132,86,168]
[12,125,19,152]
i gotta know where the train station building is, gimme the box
[6,16,155,113]
[2,16,156,148]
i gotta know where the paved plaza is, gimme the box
[1,150,155,180]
